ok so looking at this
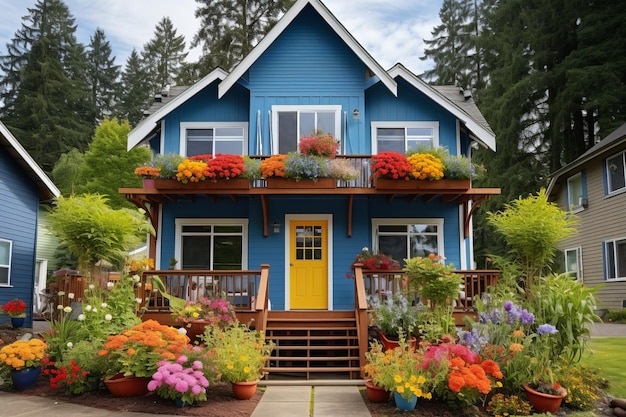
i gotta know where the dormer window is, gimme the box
[371,122,439,153]
[180,122,248,156]
[271,105,341,154]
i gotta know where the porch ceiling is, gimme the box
[120,186,500,239]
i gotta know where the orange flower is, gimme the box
[509,343,523,352]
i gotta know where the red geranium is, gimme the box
[1,298,26,318]
[370,152,412,180]
[354,247,401,270]
[202,154,245,181]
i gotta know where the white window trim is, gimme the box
[606,150,626,195]
[179,122,249,156]
[371,121,439,154]
[371,218,445,258]
[284,214,334,311]
[605,237,626,282]
[270,105,342,154]
[0,238,12,287]
[566,172,585,213]
[174,218,249,270]
[564,246,583,282]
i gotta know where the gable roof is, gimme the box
[128,68,229,150]
[388,64,496,151]
[0,121,60,201]
[217,0,397,99]
[547,122,626,195]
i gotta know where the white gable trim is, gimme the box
[388,64,496,151]
[0,121,60,198]
[218,0,397,99]
[127,68,229,150]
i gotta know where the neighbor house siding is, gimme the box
[36,207,59,274]
[0,146,38,325]
[556,148,626,310]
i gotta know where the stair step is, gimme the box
[263,366,360,373]
[271,356,358,362]
[273,345,357,350]
[266,326,356,331]
[269,335,357,341]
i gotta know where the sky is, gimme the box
[0,0,443,77]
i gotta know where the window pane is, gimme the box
[182,225,212,233]
[607,242,616,279]
[182,236,211,269]
[215,127,243,137]
[215,141,243,154]
[608,154,626,192]
[317,112,335,136]
[214,236,242,270]
[0,242,9,264]
[0,268,8,285]
[279,112,298,153]
[617,239,626,278]
[187,141,212,156]
[379,235,407,266]
[379,225,406,233]
[214,226,243,234]
[408,224,438,234]
[565,249,578,278]
[567,174,583,209]
[410,235,438,257]
[187,129,213,157]
[300,112,315,137]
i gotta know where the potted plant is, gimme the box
[370,151,412,181]
[353,247,401,271]
[1,298,27,328]
[404,255,462,309]
[203,154,246,183]
[329,158,360,181]
[363,338,431,410]
[203,322,275,399]
[368,293,421,350]
[148,354,210,407]
[172,296,238,342]
[97,319,189,396]
[284,153,331,182]
[260,154,288,179]
[0,338,48,389]
[298,132,339,157]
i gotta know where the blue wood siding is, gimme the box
[157,82,249,154]
[0,146,38,326]
[366,78,461,154]
[248,6,365,154]
[158,195,462,311]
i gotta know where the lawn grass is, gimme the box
[582,337,626,398]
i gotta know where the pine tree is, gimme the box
[87,28,121,123]
[0,0,93,173]
[117,49,152,126]
[142,17,187,96]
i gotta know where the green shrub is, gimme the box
[606,309,626,323]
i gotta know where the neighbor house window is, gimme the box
[372,218,444,267]
[180,122,247,157]
[566,172,586,211]
[175,219,248,270]
[0,239,12,286]
[372,122,439,154]
[606,151,626,194]
[564,247,582,280]
[271,105,341,154]
[605,238,626,281]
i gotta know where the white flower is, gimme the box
[135,298,142,304]
[105,314,112,321]
[89,284,95,290]
[68,293,75,299]
[64,306,72,313]
[178,327,187,335]
[57,304,64,310]
[57,291,65,296]
[362,247,369,252]
[132,274,141,282]
[67,342,73,348]
[101,302,108,308]
[92,308,98,313]
[107,282,114,289]
[77,314,85,321]
[85,305,92,311]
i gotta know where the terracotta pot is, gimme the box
[364,379,390,403]
[265,177,336,189]
[142,178,155,188]
[103,373,151,397]
[522,383,566,413]
[11,367,41,390]
[184,319,213,342]
[379,332,417,351]
[231,380,258,400]
[153,178,250,190]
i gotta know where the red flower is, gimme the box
[1,298,26,317]
[370,152,412,180]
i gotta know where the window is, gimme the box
[605,238,626,281]
[564,247,582,280]
[566,172,585,211]
[606,151,626,194]
[271,105,341,154]
[180,122,247,157]
[176,219,248,270]
[372,122,439,153]
[372,218,443,267]
[0,239,11,286]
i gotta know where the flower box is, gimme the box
[266,177,336,189]
[152,178,250,190]
[374,178,470,191]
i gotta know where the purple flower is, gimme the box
[537,324,558,335]
[520,310,534,325]
[503,300,513,312]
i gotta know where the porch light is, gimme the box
[273,220,280,234]
[352,108,359,119]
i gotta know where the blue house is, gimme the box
[123,0,499,378]
[0,121,60,328]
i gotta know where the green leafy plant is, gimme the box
[404,255,462,309]
[151,153,186,179]
[368,293,421,339]
[486,393,532,416]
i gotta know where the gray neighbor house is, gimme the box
[547,123,626,312]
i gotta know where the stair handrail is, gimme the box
[254,264,270,331]
[353,263,369,375]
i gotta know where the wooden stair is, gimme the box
[263,311,361,380]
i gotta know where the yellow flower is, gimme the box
[240,355,247,362]
[394,374,402,384]
[396,385,405,394]
[244,366,250,374]
[227,362,234,370]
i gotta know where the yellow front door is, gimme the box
[290,220,328,309]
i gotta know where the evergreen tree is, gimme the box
[190,0,295,75]
[118,49,152,126]
[87,28,121,123]
[142,17,187,95]
[0,0,93,173]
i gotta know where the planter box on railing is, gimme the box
[265,177,337,189]
[149,178,251,190]
[374,178,470,191]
